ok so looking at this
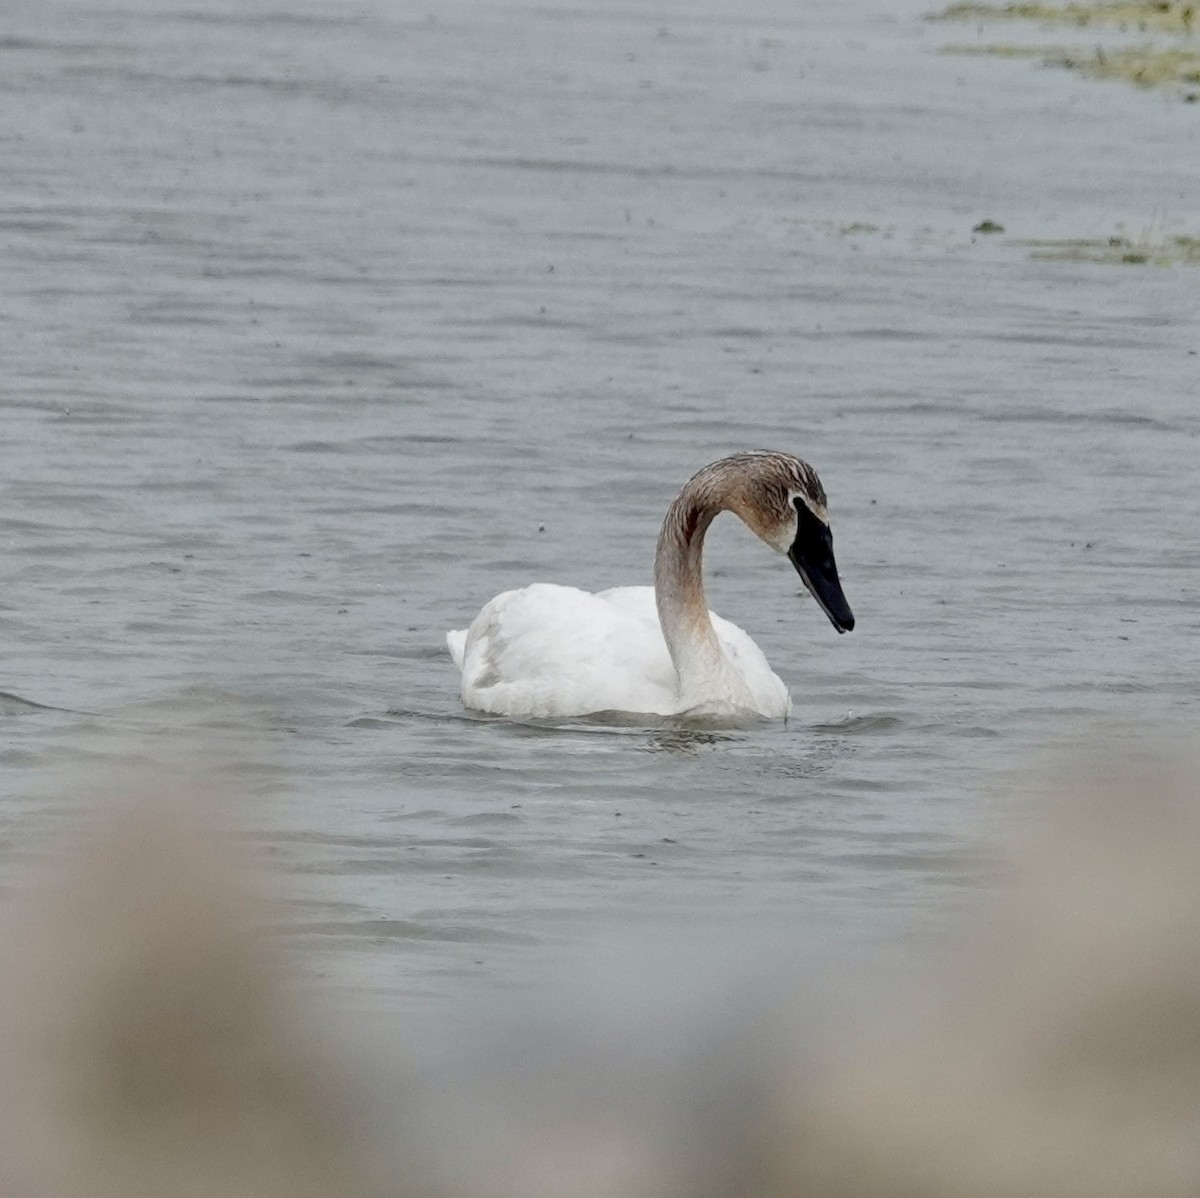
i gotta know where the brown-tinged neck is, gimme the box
[654,484,727,697]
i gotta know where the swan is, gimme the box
[446,450,854,720]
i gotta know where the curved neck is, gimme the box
[654,487,728,705]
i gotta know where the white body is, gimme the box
[447,451,846,722]
[447,582,791,720]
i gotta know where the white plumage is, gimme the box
[448,582,789,719]
[447,451,854,721]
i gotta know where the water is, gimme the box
[3,0,1199,1012]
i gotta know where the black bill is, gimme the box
[787,499,855,633]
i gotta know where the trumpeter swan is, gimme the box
[447,450,854,720]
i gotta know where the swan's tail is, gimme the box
[446,629,467,671]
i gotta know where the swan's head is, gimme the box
[729,451,856,635]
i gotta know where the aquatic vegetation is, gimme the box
[941,39,1200,95]
[1052,42,1200,88]
[936,2,1199,34]
[1024,233,1200,263]
[935,0,1200,98]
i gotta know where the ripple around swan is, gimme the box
[0,690,72,716]
[809,713,906,736]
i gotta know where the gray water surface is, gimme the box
[3,0,1199,1011]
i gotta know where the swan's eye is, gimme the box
[793,495,819,523]
[792,497,832,559]
[788,494,853,633]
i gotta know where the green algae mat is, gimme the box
[934,1,1200,99]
